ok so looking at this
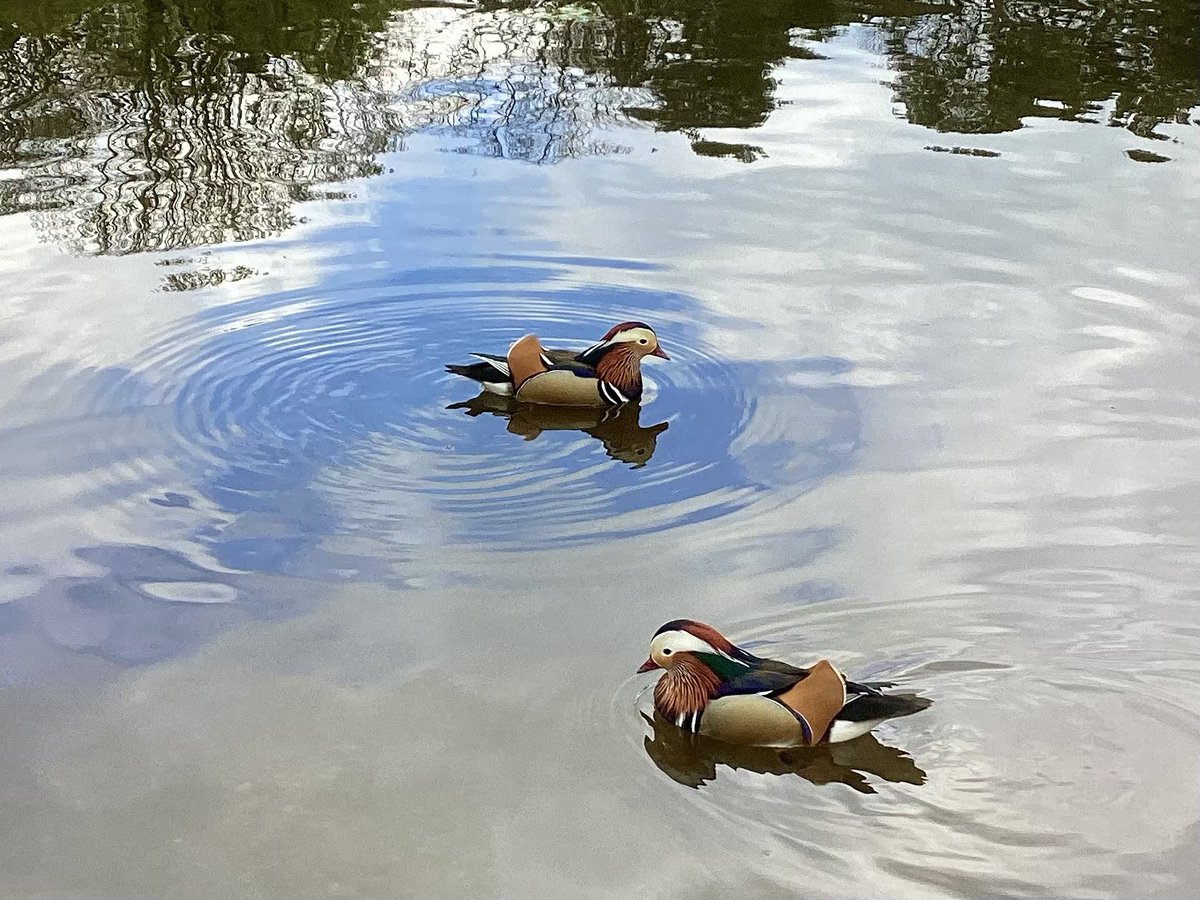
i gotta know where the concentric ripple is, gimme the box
[94,262,858,574]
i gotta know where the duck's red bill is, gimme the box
[636,657,660,673]
[650,346,670,360]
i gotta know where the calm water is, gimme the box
[1,0,1198,895]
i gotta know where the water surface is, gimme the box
[1,1,1198,896]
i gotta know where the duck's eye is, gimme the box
[662,648,672,655]
[639,338,648,344]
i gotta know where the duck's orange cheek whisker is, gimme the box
[636,657,660,674]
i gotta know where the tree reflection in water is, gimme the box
[873,0,1199,137]
[0,1,661,254]
[1,0,1194,255]
[0,1,402,254]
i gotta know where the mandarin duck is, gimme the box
[445,321,669,406]
[448,394,669,467]
[637,620,931,747]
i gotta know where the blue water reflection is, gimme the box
[1,237,861,675]
[158,266,860,568]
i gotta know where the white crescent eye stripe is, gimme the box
[650,630,719,657]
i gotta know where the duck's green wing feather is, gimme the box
[710,661,811,698]
[546,348,584,367]
[550,360,599,377]
[718,653,892,698]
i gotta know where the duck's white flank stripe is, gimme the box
[599,382,628,404]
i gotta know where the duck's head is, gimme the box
[582,321,670,363]
[636,619,740,673]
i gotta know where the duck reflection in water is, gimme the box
[448,393,669,468]
[641,711,927,793]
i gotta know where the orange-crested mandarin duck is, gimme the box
[637,620,931,747]
[445,321,669,406]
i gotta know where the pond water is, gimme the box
[1,0,1198,895]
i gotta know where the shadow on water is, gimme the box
[1,0,1194,255]
[448,394,671,469]
[641,711,928,793]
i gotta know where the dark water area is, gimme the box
[1,0,1198,895]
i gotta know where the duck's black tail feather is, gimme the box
[446,362,501,383]
[839,692,932,722]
